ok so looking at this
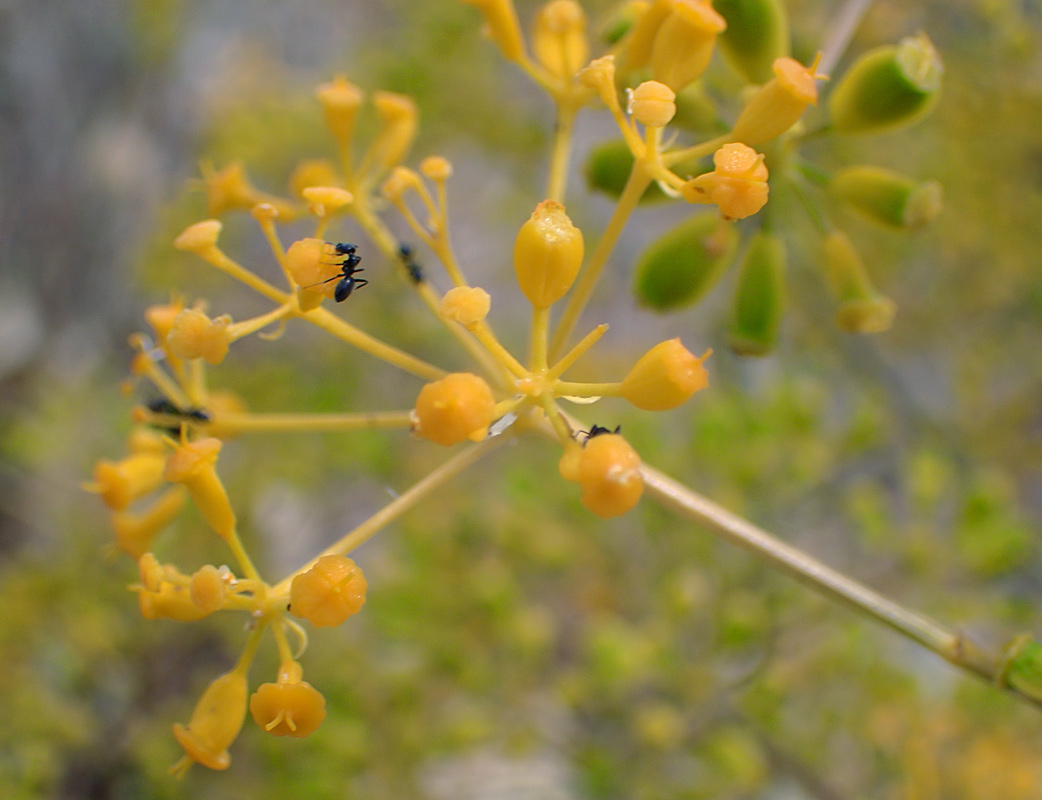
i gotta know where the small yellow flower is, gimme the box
[288,159,342,198]
[87,451,167,511]
[166,308,232,365]
[620,338,710,411]
[729,55,823,146]
[289,554,368,628]
[440,287,492,326]
[164,437,236,541]
[578,432,644,518]
[513,200,584,309]
[111,485,187,558]
[371,91,418,171]
[315,75,364,142]
[201,161,263,217]
[532,0,589,80]
[171,670,249,773]
[681,143,769,221]
[250,675,327,738]
[138,581,213,622]
[412,373,497,446]
[144,298,186,347]
[420,155,453,181]
[459,0,527,63]
[629,80,677,128]
[189,564,228,615]
[173,219,222,253]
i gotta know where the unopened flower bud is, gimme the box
[729,55,823,145]
[371,91,418,170]
[714,0,790,84]
[413,372,496,445]
[533,0,589,80]
[578,55,619,109]
[289,554,367,628]
[440,286,491,326]
[830,165,942,230]
[164,437,236,541]
[460,0,527,63]
[634,212,738,310]
[730,230,786,355]
[821,230,895,333]
[420,156,453,181]
[285,238,341,310]
[629,80,677,128]
[88,451,167,511]
[681,142,769,220]
[302,186,353,216]
[315,76,364,142]
[174,220,222,253]
[648,0,726,91]
[111,485,187,558]
[172,670,249,772]
[578,433,643,518]
[829,34,942,135]
[621,338,710,410]
[166,308,232,365]
[513,200,584,308]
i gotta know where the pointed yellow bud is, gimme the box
[111,485,187,558]
[681,143,769,220]
[413,373,497,446]
[513,200,584,308]
[533,0,589,80]
[621,338,710,410]
[578,433,644,518]
[172,670,249,772]
[166,308,232,365]
[88,452,167,511]
[315,75,364,143]
[629,80,676,128]
[371,91,418,170]
[460,0,527,63]
[729,55,823,145]
[821,230,895,333]
[289,554,368,628]
[440,287,492,326]
[164,437,236,541]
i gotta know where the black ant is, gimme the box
[145,398,210,434]
[398,243,424,284]
[578,424,621,443]
[306,242,367,302]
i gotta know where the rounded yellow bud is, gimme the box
[629,80,677,128]
[413,372,496,446]
[315,75,364,142]
[440,286,491,326]
[250,679,327,738]
[578,433,643,518]
[558,440,583,483]
[290,554,367,628]
[138,582,212,622]
[301,186,353,216]
[513,200,584,308]
[621,338,710,410]
[174,219,222,253]
[172,670,249,772]
[189,564,227,614]
[285,238,341,309]
[166,308,232,365]
[380,166,422,203]
[420,155,453,181]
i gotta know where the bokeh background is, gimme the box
[3,0,1042,797]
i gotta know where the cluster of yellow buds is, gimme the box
[87,0,949,776]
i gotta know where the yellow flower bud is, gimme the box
[88,451,167,511]
[144,298,186,346]
[629,80,676,128]
[648,0,726,91]
[420,155,453,181]
[301,186,353,216]
[681,143,769,220]
[440,287,492,326]
[821,230,895,333]
[413,372,496,446]
[164,437,236,541]
[830,165,942,230]
[200,161,263,217]
[288,159,342,199]
[173,219,222,253]
[620,338,710,410]
[111,485,187,558]
[532,0,589,80]
[285,238,341,310]
[578,433,644,518]
[315,75,364,143]
[250,678,326,738]
[460,0,527,63]
[513,200,584,308]
[138,552,170,592]
[371,91,418,171]
[829,35,942,135]
[289,554,367,628]
[380,166,423,203]
[172,670,249,772]
[138,582,213,622]
[729,55,823,145]
[166,308,232,365]
[189,564,227,615]
[127,427,168,456]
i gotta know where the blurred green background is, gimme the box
[3,0,1042,797]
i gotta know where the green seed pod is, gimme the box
[634,213,738,311]
[828,34,942,135]
[831,165,942,230]
[821,230,895,333]
[712,0,790,85]
[730,231,785,356]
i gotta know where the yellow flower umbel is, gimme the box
[681,143,769,221]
